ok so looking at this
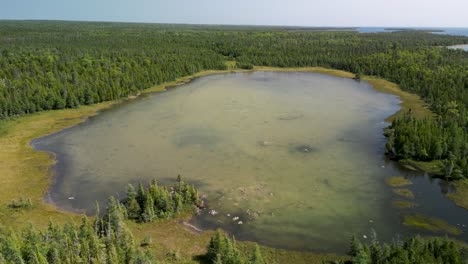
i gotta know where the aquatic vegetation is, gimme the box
[385,176,412,187]
[393,188,415,199]
[403,214,462,235]
[392,199,418,209]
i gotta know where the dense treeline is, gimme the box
[0,176,201,263]
[385,112,467,178]
[0,21,467,176]
[343,235,467,264]
[119,176,202,222]
[0,211,153,263]
[0,21,466,118]
[0,221,267,264]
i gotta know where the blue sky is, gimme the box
[1,0,467,27]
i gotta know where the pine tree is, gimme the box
[105,196,123,235]
[46,247,60,264]
[141,194,155,223]
[173,192,184,213]
[349,235,362,257]
[354,247,370,264]
[137,183,146,210]
[250,244,265,264]
[105,238,119,264]
[124,184,141,220]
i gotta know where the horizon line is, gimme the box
[0,19,467,29]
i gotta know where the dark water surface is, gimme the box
[33,72,468,252]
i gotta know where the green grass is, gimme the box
[400,159,444,175]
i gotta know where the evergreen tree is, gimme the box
[250,244,265,264]
[141,194,155,223]
[124,184,141,220]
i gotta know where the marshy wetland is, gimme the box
[33,71,468,252]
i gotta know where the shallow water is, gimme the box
[33,72,468,252]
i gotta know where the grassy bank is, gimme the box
[0,102,116,228]
[0,66,464,262]
[363,77,432,120]
[448,180,468,210]
[254,66,355,78]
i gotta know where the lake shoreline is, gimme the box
[0,65,465,260]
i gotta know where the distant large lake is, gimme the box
[447,44,468,51]
[358,27,468,37]
[33,72,468,252]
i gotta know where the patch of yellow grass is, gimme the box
[0,102,116,229]
[393,188,415,199]
[126,216,214,260]
[254,66,355,78]
[363,77,432,121]
[385,176,413,187]
[403,214,462,235]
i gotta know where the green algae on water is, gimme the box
[403,214,462,235]
[392,200,418,209]
[393,188,415,199]
[385,176,412,187]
